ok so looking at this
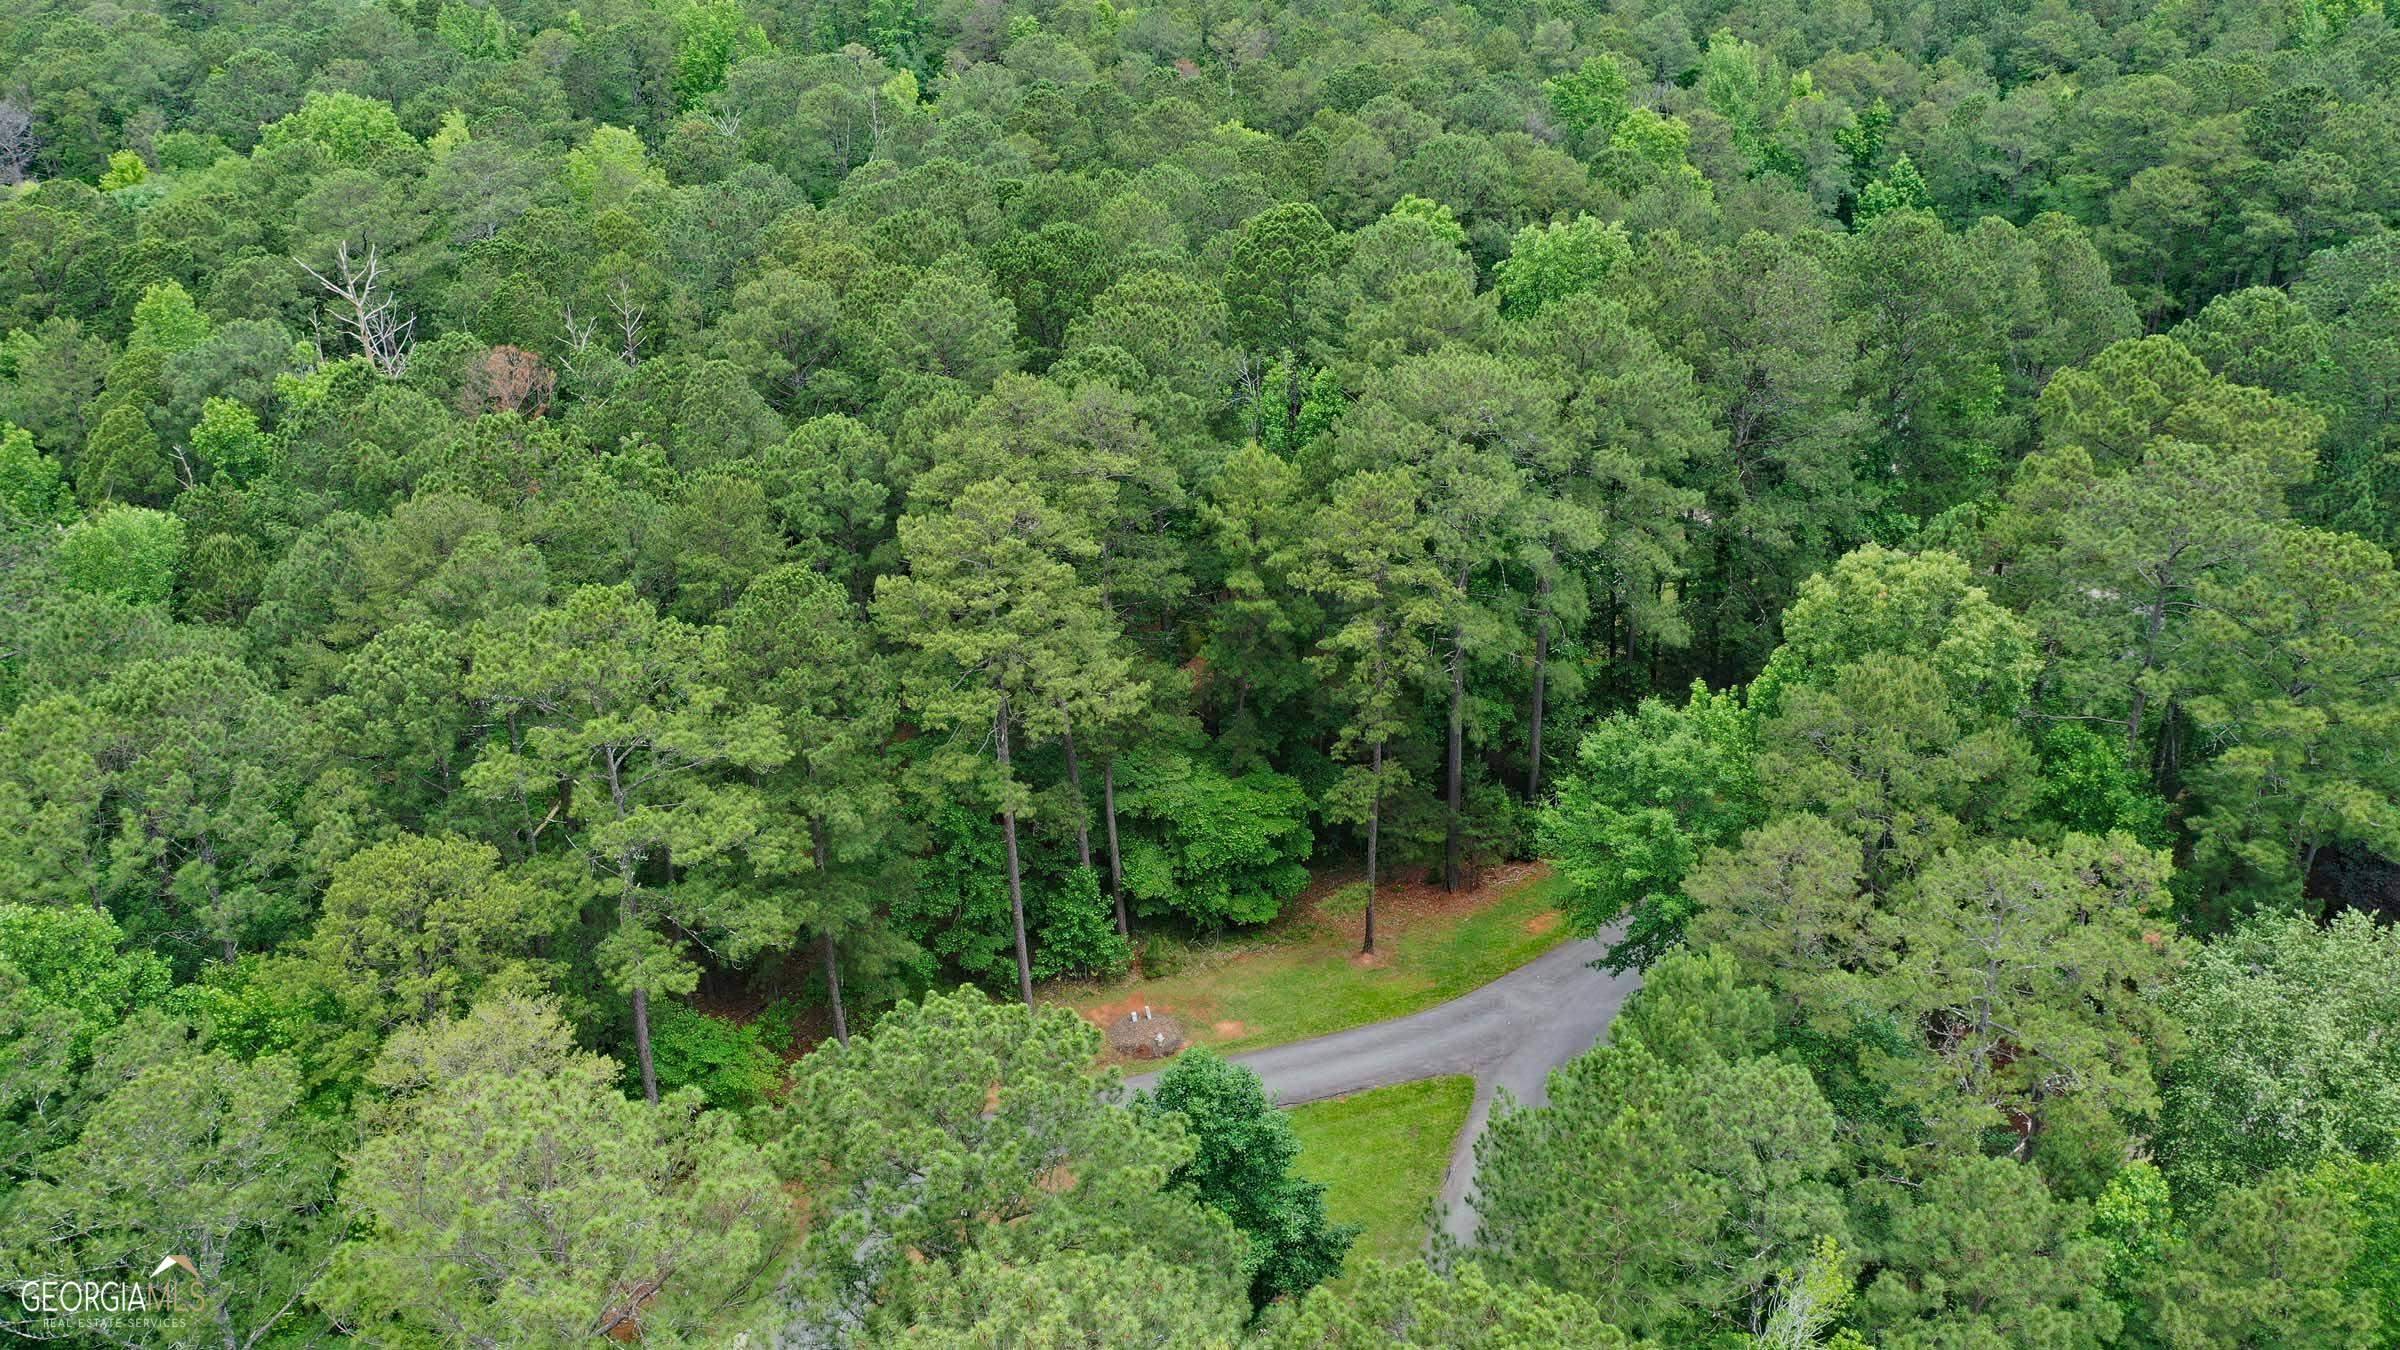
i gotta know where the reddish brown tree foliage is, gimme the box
[459,345,556,416]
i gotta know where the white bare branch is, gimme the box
[297,240,415,378]
[0,97,36,187]
[606,274,647,367]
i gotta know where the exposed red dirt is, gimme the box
[1308,860,1551,948]
[1079,992,1164,1032]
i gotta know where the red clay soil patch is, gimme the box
[1349,950,1390,969]
[1080,992,1192,1032]
[1213,1020,1246,1037]
[1082,993,1210,1068]
[1311,860,1553,949]
[1522,912,1561,935]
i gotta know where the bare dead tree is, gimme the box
[558,299,598,377]
[842,45,886,161]
[606,274,647,367]
[0,97,37,186]
[296,240,415,377]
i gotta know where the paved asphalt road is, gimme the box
[1124,930,1642,1245]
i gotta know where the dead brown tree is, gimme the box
[458,344,556,416]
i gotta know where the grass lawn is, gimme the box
[1288,1075,1477,1267]
[1056,862,1573,1059]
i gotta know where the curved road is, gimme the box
[1125,929,1641,1244]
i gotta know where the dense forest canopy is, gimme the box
[2,0,2399,1338]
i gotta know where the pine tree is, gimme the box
[463,584,787,1102]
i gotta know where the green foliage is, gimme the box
[2031,723,2170,845]
[0,906,172,1055]
[2091,1161,2175,1338]
[54,504,184,605]
[1475,947,1845,1339]
[895,1247,1246,1347]
[1494,215,1631,319]
[257,91,417,164]
[305,832,561,1032]
[0,907,174,1172]
[320,994,785,1346]
[435,2,515,59]
[0,1037,338,1348]
[1539,682,1759,969]
[1750,544,2037,725]
[2156,911,2400,1198]
[0,421,71,525]
[1861,833,2180,1169]
[1699,30,1806,180]
[672,0,769,104]
[75,404,174,506]
[2143,1170,2380,1347]
[1754,1235,1860,1350]
[1119,755,1313,927]
[463,584,788,1095]
[1033,864,1132,979]
[1224,203,1342,356]
[96,149,147,191]
[2310,1157,2400,1339]
[1858,1156,2121,1346]
[189,395,268,484]
[1606,108,1696,181]
[127,281,211,359]
[1545,57,1629,148]
[1149,1047,1354,1304]
[774,987,1247,1337]
[1269,1260,1635,1347]
[1836,98,1892,193]
[897,804,1031,985]
[1,0,2398,1334]
[1853,155,1932,226]
[646,1000,782,1109]
[562,125,669,206]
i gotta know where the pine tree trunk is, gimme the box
[822,930,849,1046]
[2127,582,2171,763]
[1103,756,1128,936]
[1445,590,1467,892]
[1364,740,1382,956]
[814,817,848,1046]
[199,836,237,963]
[631,851,658,1104]
[1059,715,1094,870]
[630,984,658,1104]
[996,696,1035,1007]
[605,751,659,1104]
[1283,348,1305,446]
[1528,577,1551,802]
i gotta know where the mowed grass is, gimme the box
[1288,1076,1477,1267]
[1057,863,1573,1058]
